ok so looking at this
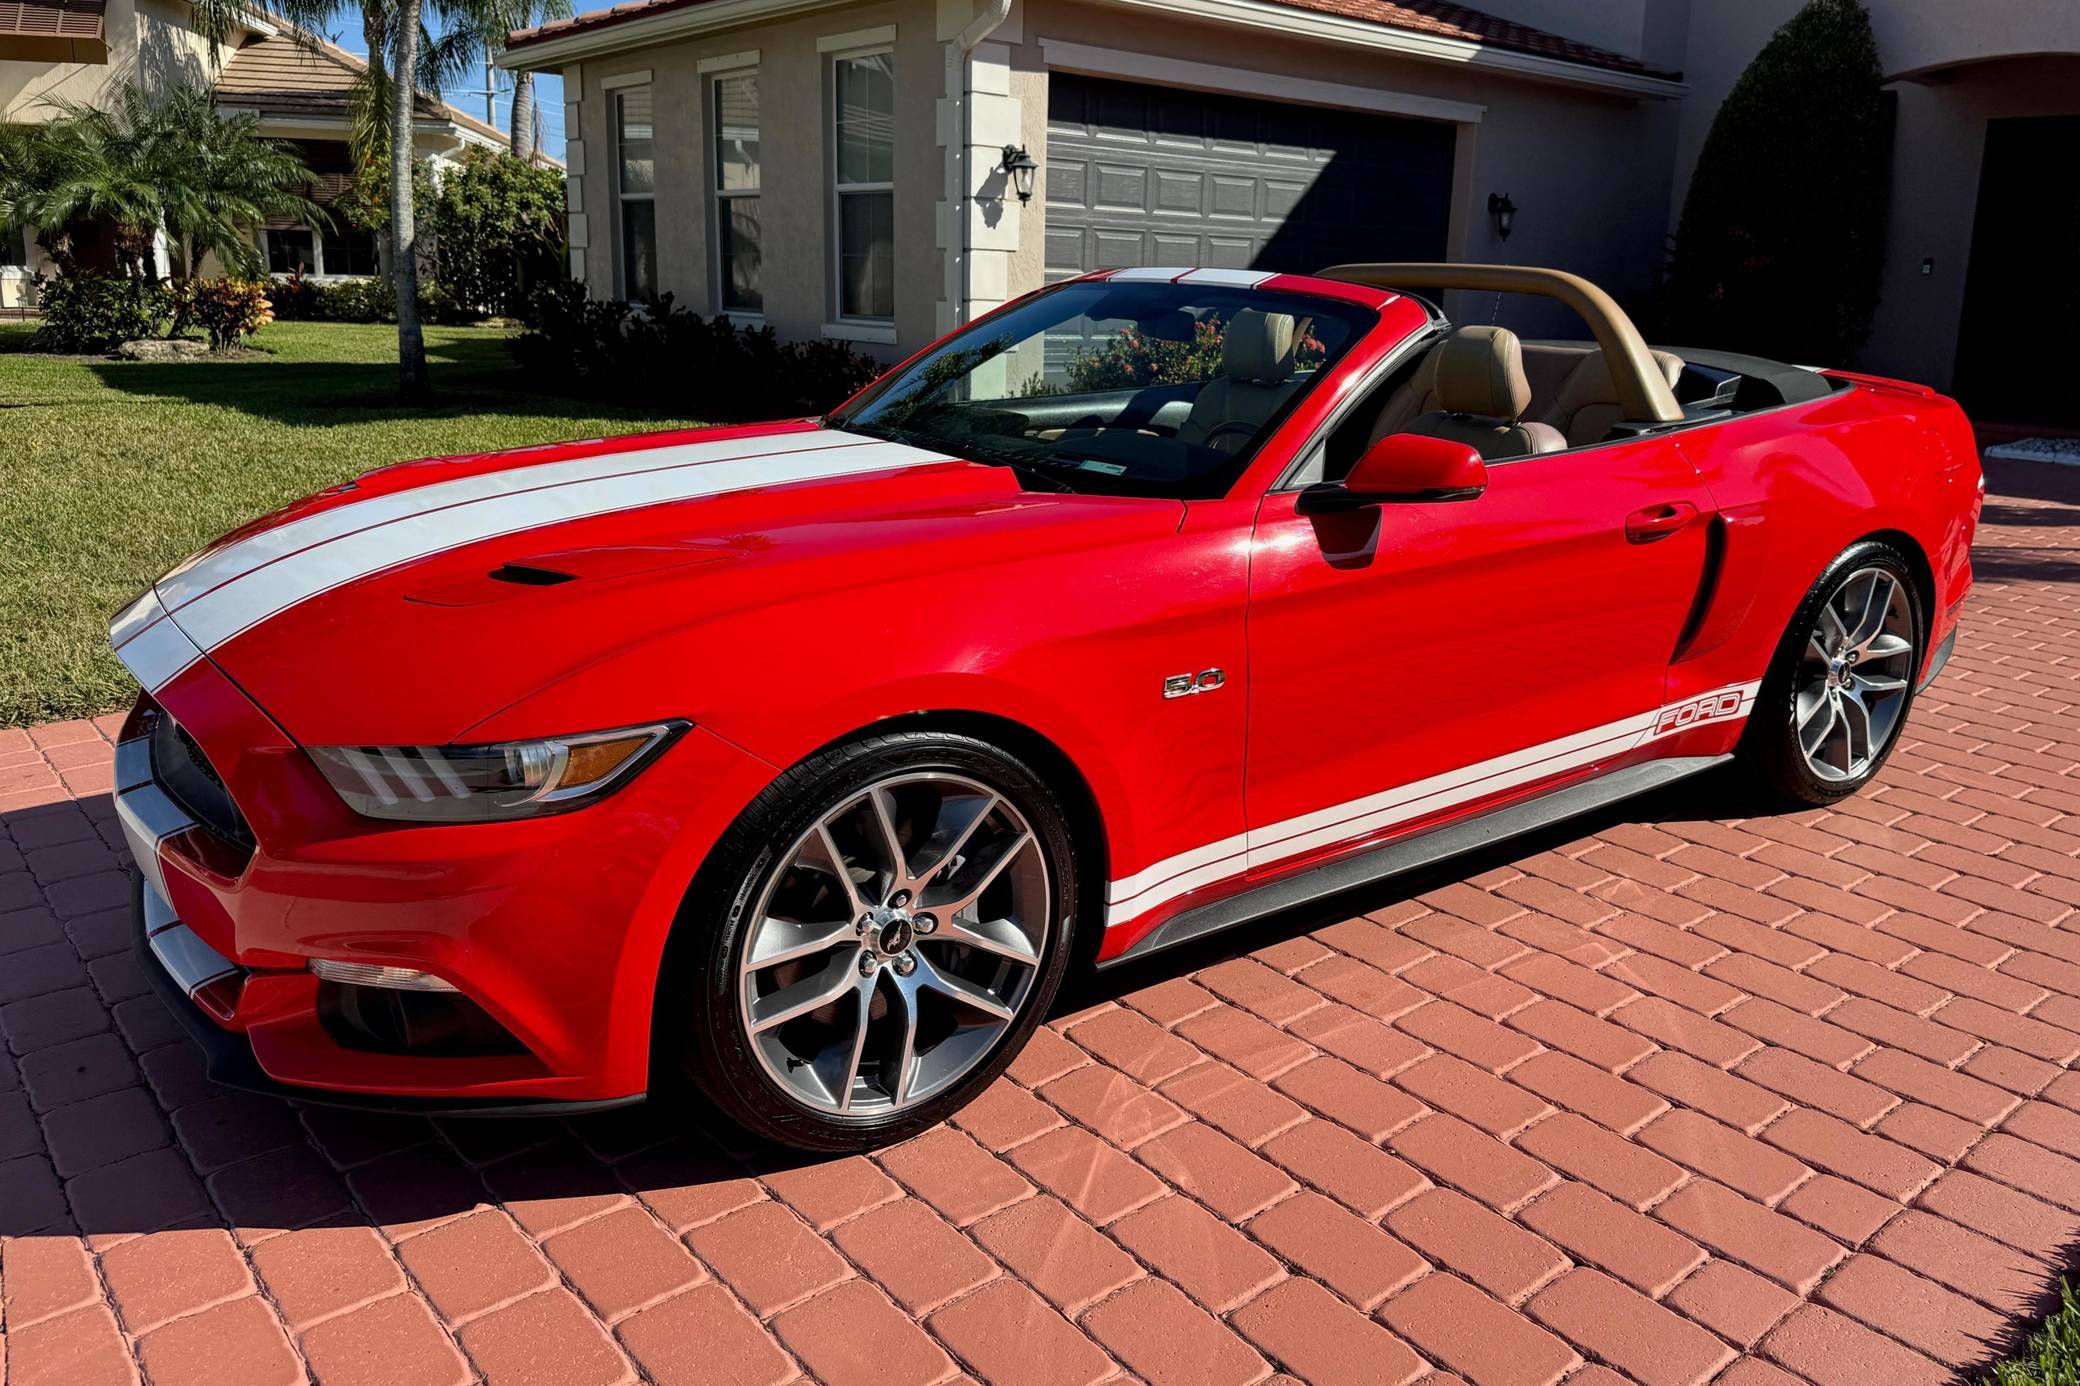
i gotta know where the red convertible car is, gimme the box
[111,263,1980,1149]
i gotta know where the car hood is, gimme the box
[120,420,1185,745]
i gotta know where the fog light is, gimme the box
[309,959,458,993]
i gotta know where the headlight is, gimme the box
[309,723,686,823]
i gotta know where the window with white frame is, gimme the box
[2,219,28,270]
[831,48,894,322]
[265,228,315,275]
[263,226,378,278]
[712,70,761,314]
[613,86,658,301]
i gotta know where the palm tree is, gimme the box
[487,0,571,158]
[187,0,487,397]
[6,84,323,282]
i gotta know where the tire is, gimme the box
[1736,539,1924,806]
[665,729,1082,1151]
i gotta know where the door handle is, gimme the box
[1625,501,1698,544]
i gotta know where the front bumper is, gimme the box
[135,874,645,1117]
[118,657,776,1109]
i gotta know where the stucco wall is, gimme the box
[1009,0,1682,338]
[1672,0,2080,387]
[565,0,943,355]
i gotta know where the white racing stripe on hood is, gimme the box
[154,428,872,614]
[113,430,950,692]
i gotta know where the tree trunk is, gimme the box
[390,0,429,400]
[363,3,396,289]
[510,70,533,159]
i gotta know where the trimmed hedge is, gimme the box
[33,273,168,352]
[511,281,882,420]
[1658,0,1890,364]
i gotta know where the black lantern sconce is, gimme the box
[1000,145,1039,204]
[1488,192,1517,242]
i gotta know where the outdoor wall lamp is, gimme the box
[1000,145,1039,204]
[1489,192,1517,242]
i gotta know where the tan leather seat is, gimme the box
[1180,309,1300,453]
[1540,347,1685,447]
[1397,326,1566,461]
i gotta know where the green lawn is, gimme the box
[1987,1282,2080,1386]
[0,320,702,727]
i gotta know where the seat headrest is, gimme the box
[1222,309,1298,384]
[1432,325,1532,421]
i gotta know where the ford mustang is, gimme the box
[110,263,1981,1150]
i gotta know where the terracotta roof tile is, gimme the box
[507,0,1673,79]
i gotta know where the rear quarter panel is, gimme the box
[1667,379,1979,721]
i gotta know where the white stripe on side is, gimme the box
[1105,681,1764,930]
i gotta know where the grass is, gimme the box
[0,320,701,727]
[1986,1282,2080,1386]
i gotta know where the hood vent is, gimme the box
[489,563,578,587]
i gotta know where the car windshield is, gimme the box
[829,280,1377,498]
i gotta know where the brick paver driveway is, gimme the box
[4,459,2078,1386]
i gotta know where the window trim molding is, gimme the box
[708,63,762,317]
[817,24,893,54]
[827,43,896,329]
[598,68,652,90]
[698,48,758,73]
[610,83,657,302]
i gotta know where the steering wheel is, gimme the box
[1198,420,1259,455]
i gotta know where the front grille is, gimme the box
[151,710,255,849]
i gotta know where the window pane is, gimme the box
[836,52,894,186]
[616,89,655,196]
[1,222,26,269]
[838,189,893,319]
[267,229,314,275]
[321,229,378,276]
[621,199,657,301]
[718,196,762,312]
[714,74,759,192]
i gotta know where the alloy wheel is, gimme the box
[1794,566,1916,783]
[738,773,1051,1116]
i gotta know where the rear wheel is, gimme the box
[1737,540,1922,805]
[668,731,1080,1151]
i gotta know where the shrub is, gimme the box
[1658,0,1890,363]
[187,277,275,349]
[512,281,882,419]
[429,148,565,319]
[1036,313,1328,394]
[33,272,167,352]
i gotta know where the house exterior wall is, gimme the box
[1672,0,2080,388]
[1007,0,1680,338]
[563,0,945,353]
[553,0,1682,356]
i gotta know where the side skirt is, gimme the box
[1099,754,1731,969]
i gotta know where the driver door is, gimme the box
[1242,432,1715,873]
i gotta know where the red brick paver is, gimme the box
[1,459,2077,1384]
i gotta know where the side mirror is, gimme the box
[1297,434,1487,513]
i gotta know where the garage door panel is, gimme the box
[1094,164,1149,212]
[1154,170,1203,215]
[1046,71,1454,280]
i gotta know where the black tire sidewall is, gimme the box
[1742,539,1924,805]
[665,730,1082,1152]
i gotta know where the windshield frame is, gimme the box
[827,276,1382,500]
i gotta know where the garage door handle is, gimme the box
[1625,502,1698,544]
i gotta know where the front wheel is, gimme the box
[1736,540,1923,805]
[667,730,1081,1151]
